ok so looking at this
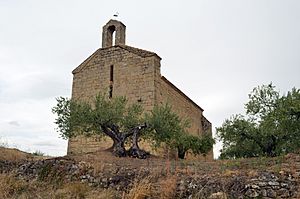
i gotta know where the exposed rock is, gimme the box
[268,181,280,186]
[277,188,290,198]
[208,192,227,199]
[261,189,267,197]
[245,189,259,198]
[266,189,276,198]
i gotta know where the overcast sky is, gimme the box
[0,0,299,158]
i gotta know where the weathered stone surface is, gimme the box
[278,188,290,198]
[262,188,267,197]
[268,181,280,186]
[208,192,227,199]
[267,189,277,197]
[243,170,298,198]
[245,189,260,197]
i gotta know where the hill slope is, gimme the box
[0,147,299,198]
[0,146,33,161]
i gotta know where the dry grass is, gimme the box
[92,163,106,175]
[125,176,154,199]
[0,146,33,161]
[247,170,258,177]
[124,173,178,199]
[222,169,241,177]
[1,146,300,199]
[159,175,177,199]
[0,173,29,198]
[61,182,90,199]
[0,173,119,199]
[85,189,119,199]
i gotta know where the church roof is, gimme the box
[119,45,160,58]
[72,45,161,74]
[161,76,204,112]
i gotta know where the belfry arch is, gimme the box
[102,19,126,48]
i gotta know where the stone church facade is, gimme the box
[68,19,213,160]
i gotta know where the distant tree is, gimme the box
[217,83,300,159]
[52,94,214,159]
[173,134,214,159]
[32,150,45,156]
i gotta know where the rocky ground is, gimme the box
[0,147,300,199]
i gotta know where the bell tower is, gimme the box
[102,19,126,48]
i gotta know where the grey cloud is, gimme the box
[2,135,67,156]
[8,121,20,126]
[33,141,57,147]
[0,72,71,103]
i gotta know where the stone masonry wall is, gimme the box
[68,46,158,154]
[156,78,203,137]
[154,76,213,160]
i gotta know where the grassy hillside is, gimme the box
[0,146,33,161]
[0,147,299,199]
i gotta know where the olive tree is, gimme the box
[53,94,214,159]
[217,84,300,159]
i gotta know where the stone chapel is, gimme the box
[68,19,213,160]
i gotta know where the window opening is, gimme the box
[109,85,113,98]
[112,31,116,46]
[108,25,116,47]
[109,65,114,98]
[110,65,114,82]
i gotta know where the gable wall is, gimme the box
[154,77,203,136]
[154,73,214,160]
[68,47,158,154]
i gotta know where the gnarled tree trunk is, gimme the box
[127,124,149,159]
[101,124,127,157]
[177,146,187,159]
[101,123,149,159]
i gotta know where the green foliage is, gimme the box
[217,83,300,159]
[192,134,215,155]
[32,150,45,156]
[145,104,214,157]
[217,115,263,159]
[245,83,280,120]
[53,94,214,157]
[52,94,144,139]
[145,104,188,147]
[174,134,215,157]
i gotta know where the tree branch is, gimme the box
[124,123,147,139]
[100,124,120,142]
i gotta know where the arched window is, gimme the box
[107,25,116,47]
[112,30,116,46]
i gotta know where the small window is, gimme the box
[109,65,114,98]
[109,85,113,98]
[110,65,114,82]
